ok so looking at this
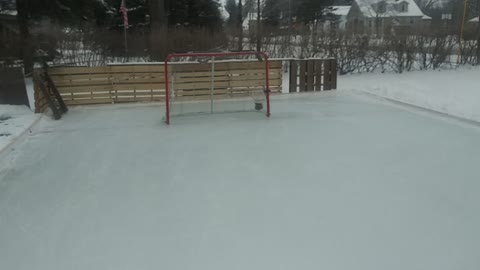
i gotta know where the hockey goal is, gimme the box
[164,51,271,124]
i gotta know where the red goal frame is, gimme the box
[164,51,271,125]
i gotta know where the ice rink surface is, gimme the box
[1,91,479,270]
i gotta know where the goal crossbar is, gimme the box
[164,51,271,125]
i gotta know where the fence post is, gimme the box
[331,59,337,90]
[306,60,314,91]
[299,60,306,92]
[289,60,298,93]
[324,60,331,91]
[315,59,323,91]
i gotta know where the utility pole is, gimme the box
[256,0,261,51]
[238,0,243,51]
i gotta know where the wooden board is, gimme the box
[331,60,337,90]
[173,78,281,91]
[307,60,314,92]
[49,66,111,76]
[289,61,297,93]
[315,60,323,91]
[299,61,306,92]
[47,60,285,106]
[170,61,282,73]
[173,72,282,83]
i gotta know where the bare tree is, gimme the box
[477,0,480,64]
[256,0,261,51]
[149,0,167,60]
[238,0,244,50]
[16,0,33,74]
[414,0,441,12]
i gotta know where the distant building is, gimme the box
[465,16,479,33]
[325,6,352,31]
[346,0,430,35]
[468,17,479,24]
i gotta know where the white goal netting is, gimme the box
[164,53,271,124]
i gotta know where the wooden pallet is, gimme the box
[34,70,68,120]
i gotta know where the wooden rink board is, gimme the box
[289,59,337,93]
[47,60,283,106]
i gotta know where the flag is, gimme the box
[120,0,129,29]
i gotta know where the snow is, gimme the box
[0,10,17,16]
[219,5,229,20]
[469,17,479,23]
[330,6,351,17]
[0,105,38,152]
[1,90,480,270]
[356,0,425,18]
[24,77,35,111]
[340,67,480,123]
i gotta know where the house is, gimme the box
[465,16,479,33]
[325,6,352,31]
[468,17,479,24]
[346,0,430,35]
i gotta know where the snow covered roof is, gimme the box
[0,10,17,16]
[355,0,425,18]
[220,5,229,20]
[422,15,432,20]
[330,6,351,17]
[469,17,479,23]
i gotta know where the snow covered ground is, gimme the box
[0,105,38,152]
[341,67,480,123]
[0,91,479,270]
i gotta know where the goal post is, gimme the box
[164,51,271,124]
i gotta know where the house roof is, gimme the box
[330,6,351,17]
[355,0,425,18]
[0,10,17,16]
[469,17,479,23]
[422,15,432,20]
[219,6,229,20]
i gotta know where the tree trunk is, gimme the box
[477,0,480,65]
[149,0,168,60]
[237,0,243,51]
[256,0,261,52]
[16,0,33,74]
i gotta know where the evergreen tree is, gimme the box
[0,0,15,10]
[225,0,238,27]
[168,0,222,29]
[263,0,282,27]
[293,0,333,24]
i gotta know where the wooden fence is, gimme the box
[35,58,337,113]
[34,78,49,113]
[44,60,283,108]
[289,59,337,93]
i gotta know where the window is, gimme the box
[410,18,414,24]
[401,3,408,12]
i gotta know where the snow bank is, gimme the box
[0,105,39,152]
[340,67,480,123]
